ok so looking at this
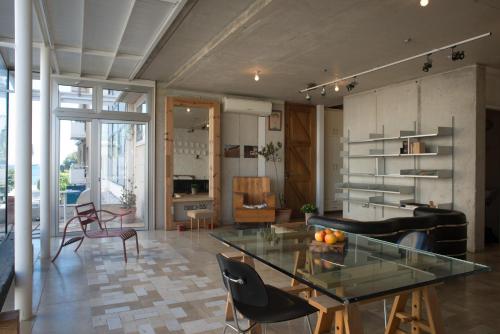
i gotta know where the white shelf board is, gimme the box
[346,127,453,144]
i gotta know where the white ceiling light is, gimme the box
[254,71,260,81]
[334,84,340,92]
[186,108,191,112]
[420,0,429,7]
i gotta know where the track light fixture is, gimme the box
[422,54,433,72]
[451,47,465,61]
[186,107,191,113]
[305,93,311,101]
[346,77,358,92]
[420,0,429,7]
[321,86,326,96]
[298,32,491,96]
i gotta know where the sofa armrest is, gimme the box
[233,192,246,208]
[264,192,276,208]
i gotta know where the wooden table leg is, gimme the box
[411,290,422,334]
[225,293,234,321]
[423,286,444,334]
[343,304,363,334]
[385,293,410,334]
[335,310,344,334]
[314,307,335,334]
[291,248,306,287]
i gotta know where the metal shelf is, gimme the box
[344,127,453,144]
[342,146,452,158]
[338,183,414,195]
[340,169,453,179]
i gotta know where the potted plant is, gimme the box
[120,179,137,224]
[191,183,199,195]
[300,203,318,223]
[257,141,292,223]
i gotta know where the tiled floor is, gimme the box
[13,228,500,333]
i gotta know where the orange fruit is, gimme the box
[324,229,334,234]
[315,231,326,242]
[324,234,337,245]
[333,230,345,242]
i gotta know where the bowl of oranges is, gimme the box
[310,228,346,253]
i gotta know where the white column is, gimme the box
[316,105,325,215]
[257,116,266,176]
[14,0,33,320]
[40,46,51,259]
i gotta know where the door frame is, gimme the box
[51,77,155,236]
[164,97,221,230]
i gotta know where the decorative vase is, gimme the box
[275,208,292,224]
[305,212,314,223]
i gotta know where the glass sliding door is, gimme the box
[100,122,148,229]
[57,119,92,233]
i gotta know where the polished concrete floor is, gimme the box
[8,228,500,334]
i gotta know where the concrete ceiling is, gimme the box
[173,106,209,129]
[140,0,500,105]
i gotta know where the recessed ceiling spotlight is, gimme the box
[422,54,433,72]
[450,47,465,61]
[420,0,429,7]
[254,71,260,81]
[334,84,340,92]
[186,108,191,112]
[320,86,326,96]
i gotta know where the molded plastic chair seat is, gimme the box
[233,284,317,323]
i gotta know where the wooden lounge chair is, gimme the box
[52,202,139,263]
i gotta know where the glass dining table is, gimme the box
[211,224,490,334]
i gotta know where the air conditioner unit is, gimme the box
[223,97,272,116]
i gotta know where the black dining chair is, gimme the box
[216,254,318,334]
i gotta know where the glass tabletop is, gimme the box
[210,225,490,303]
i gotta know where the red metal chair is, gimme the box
[52,202,139,263]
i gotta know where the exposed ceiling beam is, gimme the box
[162,0,273,87]
[0,37,141,61]
[33,0,60,74]
[104,0,137,80]
[129,0,189,80]
[78,0,86,76]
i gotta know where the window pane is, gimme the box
[102,89,147,113]
[58,85,93,109]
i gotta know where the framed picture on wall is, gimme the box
[268,110,282,131]
[224,144,240,158]
[244,145,258,158]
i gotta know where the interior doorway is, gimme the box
[164,97,221,230]
[485,108,500,243]
[284,102,316,218]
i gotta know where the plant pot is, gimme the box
[275,208,292,224]
[120,207,136,225]
[191,187,198,195]
[305,212,315,223]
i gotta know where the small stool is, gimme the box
[186,209,214,231]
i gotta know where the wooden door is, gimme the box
[284,102,316,217]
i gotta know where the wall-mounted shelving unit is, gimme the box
[339,120,455,216]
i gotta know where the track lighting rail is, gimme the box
[299,32,491,94]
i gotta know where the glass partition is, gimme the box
[58,85,93,109]
[102,89,147,113]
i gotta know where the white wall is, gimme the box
[173,128,209,180]
[324,108,343,211]
[343,65,486,252]
[154,87,285,228]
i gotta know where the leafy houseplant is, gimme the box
[191,183,199,195]
[120,179,137,209]
[300,203,318,223]
[257,141,292,223]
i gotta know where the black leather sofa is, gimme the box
[307,207,467,259]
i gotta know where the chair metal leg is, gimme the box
[123,240,128,263]
[135,234,139,255]
[74,236,85,252]
[383,299,388,327]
